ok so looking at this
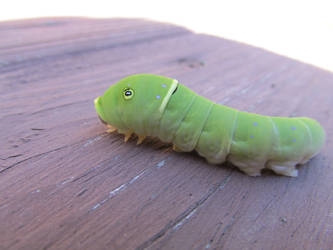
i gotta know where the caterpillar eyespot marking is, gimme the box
[95,74,326,177]
[123,88,134,100]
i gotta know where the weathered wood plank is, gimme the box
[0,17,332,250]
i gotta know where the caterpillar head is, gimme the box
[94,74,178,134]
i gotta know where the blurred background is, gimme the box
[1,0,332,72]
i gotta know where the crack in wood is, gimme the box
[76,188,88,197]
[89,157,170,212]
[0,154,23,160]
[72,149,141,185]
[0,145,69,174]
[253,180,291,223]
[30,100,89,115]
[0,30,190,74]
[89,169,148,212]
[0,133,106,174]
[135,171,233,250]
[204,222,223,249]
[215,215,237,248]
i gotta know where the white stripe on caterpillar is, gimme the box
[159,79,178,113]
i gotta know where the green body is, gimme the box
[95,74,325,177]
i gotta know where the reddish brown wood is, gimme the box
[0,17,332,250]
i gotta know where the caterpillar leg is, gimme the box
[172,144,183,152]
[105,124,117,133]
[124,131,133,142]
[106,127,117,134]
[266,161,298,177]
[228,156,265,177]
[136,135,146,145]
[116,129,133,142]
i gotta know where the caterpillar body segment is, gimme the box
[158,83,197,143]
[171,92,214,152]
[195,104,238,165]
[94,74,325,177]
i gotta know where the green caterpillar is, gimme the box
[94,74,325,177]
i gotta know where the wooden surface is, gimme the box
[0,17,332,250]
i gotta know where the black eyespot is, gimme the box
[172,86,178,95]
[123,88,134,100]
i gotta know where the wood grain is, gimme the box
[0,17,332,250]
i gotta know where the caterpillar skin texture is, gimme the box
[94,74,325,177]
